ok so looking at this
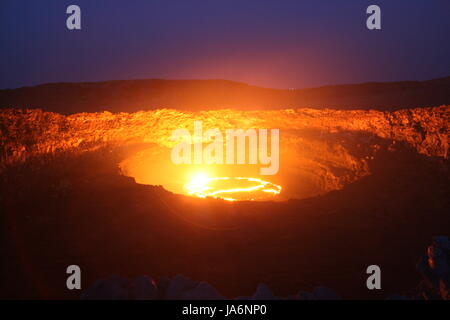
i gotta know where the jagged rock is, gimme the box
[428,236,450,278]
[252,283,275,300]
[416,236,450,300]
[81,275,130,300]
[312,286,341,300]
[157,276,171,299]
[81,237,450,302]
[80,274,343,300]
[180,282,225,300]
[131,275,158,300]
[166,274,198,299]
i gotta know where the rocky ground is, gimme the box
[1,106,448,199]
[80,236,450,300]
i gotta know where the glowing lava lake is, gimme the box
[184,174,282,201]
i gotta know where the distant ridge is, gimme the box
[0,77,449,114]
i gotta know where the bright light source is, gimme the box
[185,172,211,196]
[184,175,281,201]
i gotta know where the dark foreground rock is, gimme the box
[81,273,341,300]
[81,237,450,300]
[415,236,450,300]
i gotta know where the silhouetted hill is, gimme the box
[0,77,449,114]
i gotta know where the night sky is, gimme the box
[1,0,449,89]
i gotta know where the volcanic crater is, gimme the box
[1,105,449,299]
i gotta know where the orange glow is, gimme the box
[184,174,282,201]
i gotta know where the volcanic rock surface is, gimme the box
[1,106,448,199]
[79,236,450,300]
[0,106,449,299]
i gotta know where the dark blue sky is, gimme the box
[1,0,449,89]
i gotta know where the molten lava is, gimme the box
[184,173,282,201]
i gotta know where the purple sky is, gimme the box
[1,0,449,89]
